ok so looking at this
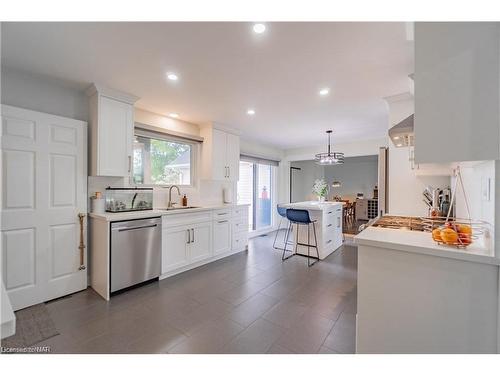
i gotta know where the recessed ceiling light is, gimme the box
[169,113,179,118]
[319,88,330,96]
[167,73,179,81]
[247,109,256,115]
[253,24,266,34]
[393,136,401,140]
[396,143,403,147]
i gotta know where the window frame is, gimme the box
[131,128,198,188]
[238,159,277,232]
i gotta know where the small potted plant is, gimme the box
[312,179,328,202]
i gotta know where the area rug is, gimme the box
[1,303,59,348]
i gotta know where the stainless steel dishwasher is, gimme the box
[110,217,162,293]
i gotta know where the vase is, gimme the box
[318,196,325,202]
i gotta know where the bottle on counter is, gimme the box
[182,194,188,207]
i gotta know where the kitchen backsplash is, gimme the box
[87,176,236,209]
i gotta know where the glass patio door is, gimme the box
[237,159,275,232]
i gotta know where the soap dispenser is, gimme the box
[182,194,188,207]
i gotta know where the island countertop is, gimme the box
[281,201,344,211]
[355,226,499,265]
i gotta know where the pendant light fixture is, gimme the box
[315,130,344,165]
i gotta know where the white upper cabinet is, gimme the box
[414,23,500,163]
[87,84,139,176]
[200,124,240,182]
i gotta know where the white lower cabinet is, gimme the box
[213,219,231,256]
[189,222,212,263]
[161,206,249,278]
[162,225,190,273]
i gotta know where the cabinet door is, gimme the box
[414,23,500,163]
[98,96,133,176]
[189,222,212,263]
[162,226,190,273]
[212,128,227,180]
[213,219,231,255]
[226,132,240,182]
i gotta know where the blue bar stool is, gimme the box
[283,209,320,267]
[273,205,292,250]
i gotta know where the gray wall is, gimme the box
[290,155,378,201]
[290,160,325,202]
[324,155,378,199]
[1,66,88,121]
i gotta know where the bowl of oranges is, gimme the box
[431,222,473,248]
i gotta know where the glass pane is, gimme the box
[133,135,191,185]
[237,161,254,231]
[256,164,272,229]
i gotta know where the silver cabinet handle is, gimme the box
[327,223,332,227]
[128,155,132,173]
[228,166,230,178]
[191,228,195,243]
[337,217,341,228]
[218,220,228,224]
[117,224,157,232]
[326,239,332,244]
[187,229,191,244]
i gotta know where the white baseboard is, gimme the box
[159,246,248,280]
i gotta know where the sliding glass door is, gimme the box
[237,159,276,232]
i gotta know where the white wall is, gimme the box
[135,108,200,137]
[284,137,387,162]
[385,93,450,216]
[454,160,496,254]
[1,66,88,121]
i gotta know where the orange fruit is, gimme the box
[457,224,472,236]
[441,228,459,244]
[432,228,442,242]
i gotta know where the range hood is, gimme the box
[389,114,414,148]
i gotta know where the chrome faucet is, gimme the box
[167,185,181,208]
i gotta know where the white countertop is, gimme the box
[1,282,16,339]
[281,201,343,211]
[89,203,250,222]
[355,226,499,265]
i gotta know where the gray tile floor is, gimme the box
[25,231,357,354]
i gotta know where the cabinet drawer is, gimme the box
[232,232,248,249]
[232,206,248,218]
[232,220,249,234]
[163,211,212,227]
[213,209,231,220]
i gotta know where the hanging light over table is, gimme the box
[314,130,344,165]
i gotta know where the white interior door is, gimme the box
[1,105,88,310]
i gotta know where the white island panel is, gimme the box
[282,201,343,260]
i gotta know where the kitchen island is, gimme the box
[281,201,343,260]
[355,225,500,353]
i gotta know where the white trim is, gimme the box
[85,83,139,104]
[159,246,248,280]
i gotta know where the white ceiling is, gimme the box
[1,22,413,149]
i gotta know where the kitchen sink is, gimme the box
[161,206,200,211]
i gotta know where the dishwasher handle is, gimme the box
[115,224,158,232]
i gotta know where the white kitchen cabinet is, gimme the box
[414,22,500,163]
[86,84,139,176]
[200,124,240,182]
[189,222,212,263]
[162,225,190,273]
[226,132,240,181]
[213,218,231,256]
